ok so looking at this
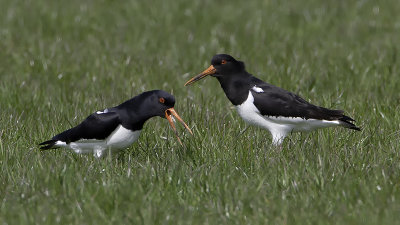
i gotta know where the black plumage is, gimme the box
[250,79,359,130]
[39,112,120,149]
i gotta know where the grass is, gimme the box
[1,0,400,224]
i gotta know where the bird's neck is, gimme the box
[116,99,155,130]
[216,73,253,106]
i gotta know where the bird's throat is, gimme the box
[216,76,252,106]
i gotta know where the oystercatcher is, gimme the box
[185,54,360,145]
[39,90,192,157]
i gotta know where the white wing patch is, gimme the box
[96,108,109,114]
[252,86,264,93]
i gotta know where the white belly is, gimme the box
[235,91,340,145]
[106,125,141,149]
[55,125,141,158]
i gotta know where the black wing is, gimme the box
[251,81,354,121]
[39,112,121,149]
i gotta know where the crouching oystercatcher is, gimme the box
[185,54,360,145]
[39,90,192,157]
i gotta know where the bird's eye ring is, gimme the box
[221,60,227,64]
[159,98,165,103]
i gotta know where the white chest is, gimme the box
[236,91,265,126]
[106,125,141,149]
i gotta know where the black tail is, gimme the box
[38,140,58,150]
[339,115,361,131]
[316,107,361,131]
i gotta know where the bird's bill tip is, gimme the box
[184,65,216,86]
[165,108,192,145]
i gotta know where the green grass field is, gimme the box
[1,0,400,224]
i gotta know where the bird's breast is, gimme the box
[235,91,262,125]
[106,125,141,149]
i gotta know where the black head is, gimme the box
[184,54,245,86]
[138,90,175,118]
[136,90,192,144]
[210,54,245,76]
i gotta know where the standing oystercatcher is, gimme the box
[185,54,360,145]
[39,90,192,157]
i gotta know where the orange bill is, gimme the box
[184,65,216,86]
[165,108,193,145]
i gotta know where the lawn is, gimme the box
[1,0,400,224]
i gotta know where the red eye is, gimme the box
[221,60,227,64]
[159,98,165,103]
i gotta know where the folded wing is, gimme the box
[39,112,121,149]
[250,82,360,130]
